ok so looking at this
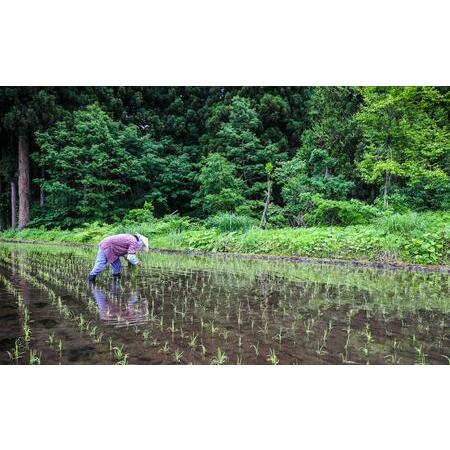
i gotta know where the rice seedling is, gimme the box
[143,330,151,341]
[173,349,184,363]
[7,339,23,363]
[113,345,128,365]
[77,314,86,331]
[272,326,283,344]
[58,340,63,357]
[149,337,160,347]
[384,339,401,364]
[209,321,218,336]
[220,329,230,340]
[29,349,41,365]
[188,333,198,350]
[200,342,207,357]
[211,348,228,365]
[266,348,279,365]
[159,341,170,355]
[167,318,177,334]
[23,322,31,344]
[340,324,352,363]
[47,332,56,346]
[415,344,427,365]
[89,326,98,339]
[304,318,315,337]
[250,342,260,356]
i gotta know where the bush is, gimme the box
[146,214,193,235]
[204,213,258,233]
[304,195,379,226]
[376,212,429,235]
[123,201,154,223]
[373,193,411,214]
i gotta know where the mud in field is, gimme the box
[0,243,448,364]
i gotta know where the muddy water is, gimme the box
[0,243,448,364]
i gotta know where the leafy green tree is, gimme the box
[192,153,245,215]
[357,87,450,208]
[34,104,151,226]
[202,96,289,199]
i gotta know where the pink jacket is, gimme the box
[100,234,142,264]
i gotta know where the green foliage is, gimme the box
[303,195,380,227]
[202,95,290,199]
[2,211,448,265]
[193,153,246,215]
[356,87,450,208]
[204,213,258,232]
[375,212,429,235]
[0,86,448,239]
[34,104,150,226]
[124,201,154,223]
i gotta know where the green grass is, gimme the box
[0,211,448,265]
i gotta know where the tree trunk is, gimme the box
[18,134,30,229]
[260,180,272,229]
[40,167,45,207]
[11,181,17,229]
[383,172,391,209]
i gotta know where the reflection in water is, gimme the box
[91,283,149,327]
[0,243,448,364]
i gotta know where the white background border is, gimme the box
[0,1,449,448]
[0,1,449,85]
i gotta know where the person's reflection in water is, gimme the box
[90,283,148,327]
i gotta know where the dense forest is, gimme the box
[0,87,449,231]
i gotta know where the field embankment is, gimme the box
[0,211,448,267]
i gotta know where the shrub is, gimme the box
[376,212,429,235]
[146,214,193,235]
[303,195,379,226]
[204,213,258,233]
[123,201,154,223]
[373,192,411,214]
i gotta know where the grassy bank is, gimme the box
[0,211,449,265]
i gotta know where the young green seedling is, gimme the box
[188,333,198,350]
[47,332,56,347]
[7,339,23,363]
[29,349,41,365]
[113,345,128,365]
[211,348,228,365]
[266,349,279,365]
[173,349,183,364]
[159,341,170,355]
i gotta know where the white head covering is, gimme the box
[136,233,149,252]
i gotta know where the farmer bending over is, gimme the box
[88,233,149,283]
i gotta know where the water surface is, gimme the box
[0,243,448,364]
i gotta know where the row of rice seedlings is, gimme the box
[3,246,447,365]
[0,273,37,364]
[7,260,129,365]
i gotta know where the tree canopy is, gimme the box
[0,86,448,229]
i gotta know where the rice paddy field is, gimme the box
[0,242,448,365]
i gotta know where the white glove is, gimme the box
[126,254,139,265]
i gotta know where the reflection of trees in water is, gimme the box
[91,284,149,327]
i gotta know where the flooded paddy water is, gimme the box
[0,242,448,365]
